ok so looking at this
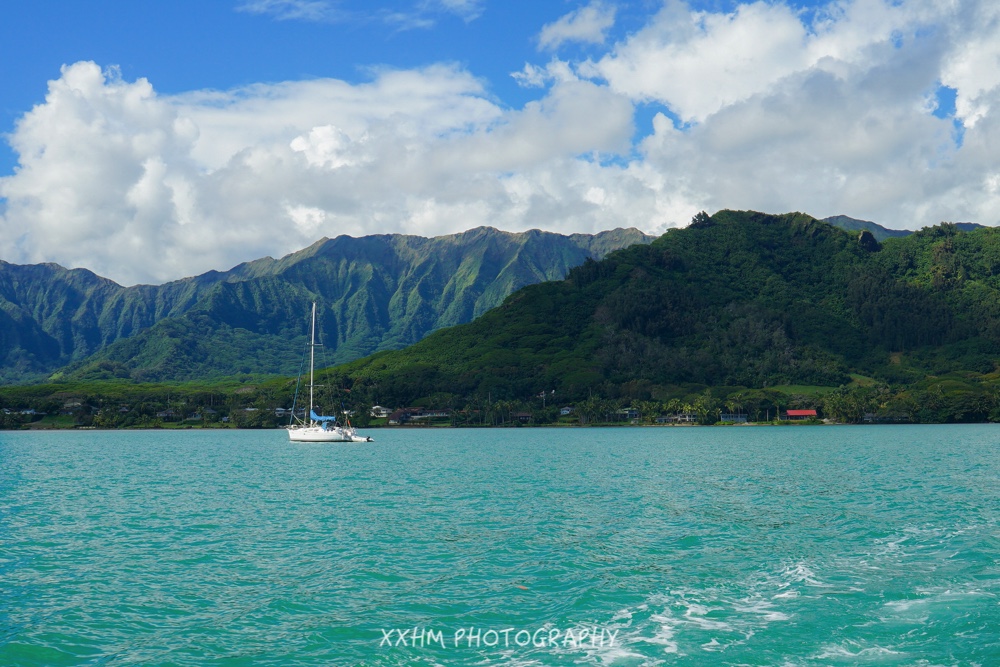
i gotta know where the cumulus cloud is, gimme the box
[578,0,1000,227]
[512,59,578,89]
[0,61,646,285]
[939,1,1000,127]
[5,1,1000,285]
[538,1,616,51]
[583,0,930,123]
[1,63,203,282]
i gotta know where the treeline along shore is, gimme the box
[1,371,996,431]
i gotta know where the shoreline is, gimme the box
[5,420,994,432]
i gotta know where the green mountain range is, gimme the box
[823,215,914,241]
[328,211,1000,415]
[823,215,983,241]
[0,227,651,384]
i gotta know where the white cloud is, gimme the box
[175,64,500,170]
[382,0,486,30]
[511,59,578,88]
[939,2,1000,127]
[290,125,362,168]
[0,61,648,285]
[384,0,486,28]
[427,0,484,21]
[237,0,336,21]
[238,0,483,27]
[6,1,1000,286]
[584,0,928,123]
[538,1,616,51]
[638,62,961,225]
[1,63,203,280]
[573,0,1000,228]
[286,203,328,235]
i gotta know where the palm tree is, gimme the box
[578,396,601,425]
[693,392,717,425]
[641,400,660,424]
[664,398,682,421]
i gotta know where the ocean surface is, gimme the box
[1,425,998,666]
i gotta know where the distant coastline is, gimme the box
[8,420,983,432]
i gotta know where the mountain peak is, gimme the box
[0,227,651,384]
[823,215,912,241]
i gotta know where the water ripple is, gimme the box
[1,425,999,665]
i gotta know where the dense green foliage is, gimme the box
[315,211,1000,421]
[0,227,649,384]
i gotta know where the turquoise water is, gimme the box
[1,426,998,665]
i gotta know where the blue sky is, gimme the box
[0,0,651,171]
[0,1,711,155]
[1,0,997,284]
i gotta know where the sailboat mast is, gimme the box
[309,302,316,419]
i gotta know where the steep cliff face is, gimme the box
[0,227,651,383]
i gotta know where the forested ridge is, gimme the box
[321,210,1000,423]
[0,227,648,384]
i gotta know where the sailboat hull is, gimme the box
[287,425,373,443]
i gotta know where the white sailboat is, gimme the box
[287,303,373,443]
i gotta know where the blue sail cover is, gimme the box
[310,409,336,423]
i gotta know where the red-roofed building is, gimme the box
[785,409,818,420]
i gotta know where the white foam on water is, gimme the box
[814,643,905,660]
[872,534,908,555]
[608,580,799,660]
[610,608,634,623]
[647,612,681,654]
[772,590,799,599]
[882,587,995,620]
[733,597,790,623]
[883,598,926,613]
[492,656,546,667]
[700,638,723,651]
[577,642,650,665]
[779,561,832,588]
[602,555,860,662]
[546,604,677,663]
[682,603,731,631]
